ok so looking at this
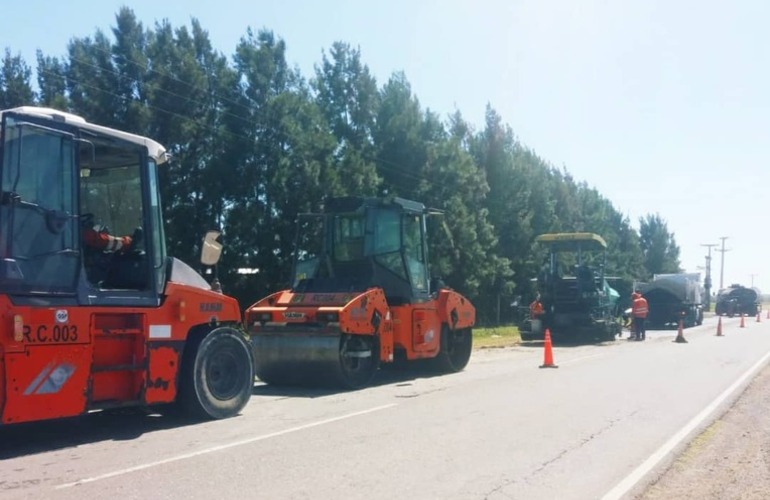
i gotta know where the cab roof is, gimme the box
[535,232,607,251]
[324,196,428,215]
[0,106,169,165]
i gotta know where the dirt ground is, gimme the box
[639,362,770,499]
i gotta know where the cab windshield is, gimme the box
[292,206,429,298]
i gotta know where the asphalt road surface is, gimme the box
[1,313,768,500]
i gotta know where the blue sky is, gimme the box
[2,0,768,292]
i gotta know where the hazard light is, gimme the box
[178,300,186,322]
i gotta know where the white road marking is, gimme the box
[601,348,770,500]
[56,403,397,489]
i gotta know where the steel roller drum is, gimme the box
[251,332,377,389]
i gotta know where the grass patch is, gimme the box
[473,325,521,349]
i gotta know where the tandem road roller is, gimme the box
[244,196,475,389]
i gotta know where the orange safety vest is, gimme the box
[530,300,544,319]
[632,296,649,318]
[83,226,132,252]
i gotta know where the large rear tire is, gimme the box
[180,327,254,420]
[432,326,472,373]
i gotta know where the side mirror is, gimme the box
[201,230,223,266]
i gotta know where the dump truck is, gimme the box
[638,273,704,328]
[245,196,475,389]
[0,107,254,425]
[518,232,621,342]
[715,284,762,317]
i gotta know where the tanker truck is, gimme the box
[638,273,704,328]
[715,284,762,317]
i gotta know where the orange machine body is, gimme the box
[245,196,476,388]
[0,107,252,425]
[0,283,240,424]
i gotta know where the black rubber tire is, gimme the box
[333,335,379,389]
[180,327,254,420]
[432,326,473,373]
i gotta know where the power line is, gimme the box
[37,66,446,189]
[63,43,467,187]
[35,37,571,203]
[26,21,551,202]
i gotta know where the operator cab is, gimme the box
[0,107,169,306]
[537,233,609,302]
[292,196,433,304]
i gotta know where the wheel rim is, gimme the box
[206,341,247,401]
[339,335,377,387]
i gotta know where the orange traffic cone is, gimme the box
[740,314,746,328]
[539,329,559,368]
[674,318,688,343]
[716,316,723,336]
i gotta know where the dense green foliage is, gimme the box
[639,213,681,279]
[0,9,682,324]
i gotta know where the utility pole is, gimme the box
[716,236,730,290]
[701,243,717,310]
[750,273,758,288]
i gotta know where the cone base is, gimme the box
[539,364,559,368]
[674,336,688,343]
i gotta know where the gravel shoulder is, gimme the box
[639,360,770,499]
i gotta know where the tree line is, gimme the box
[0,8,682,324]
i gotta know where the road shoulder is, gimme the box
[641,361,770,499]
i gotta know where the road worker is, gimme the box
[80,212,141,253]
[83,224,135,253]
[529,294,545,320]
[631,291,649,341]
[81,219,145,289]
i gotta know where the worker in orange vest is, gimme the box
[631,291,649,341]
[80,211,142,253]
[529,294,545,320]
[83,224,135,252]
